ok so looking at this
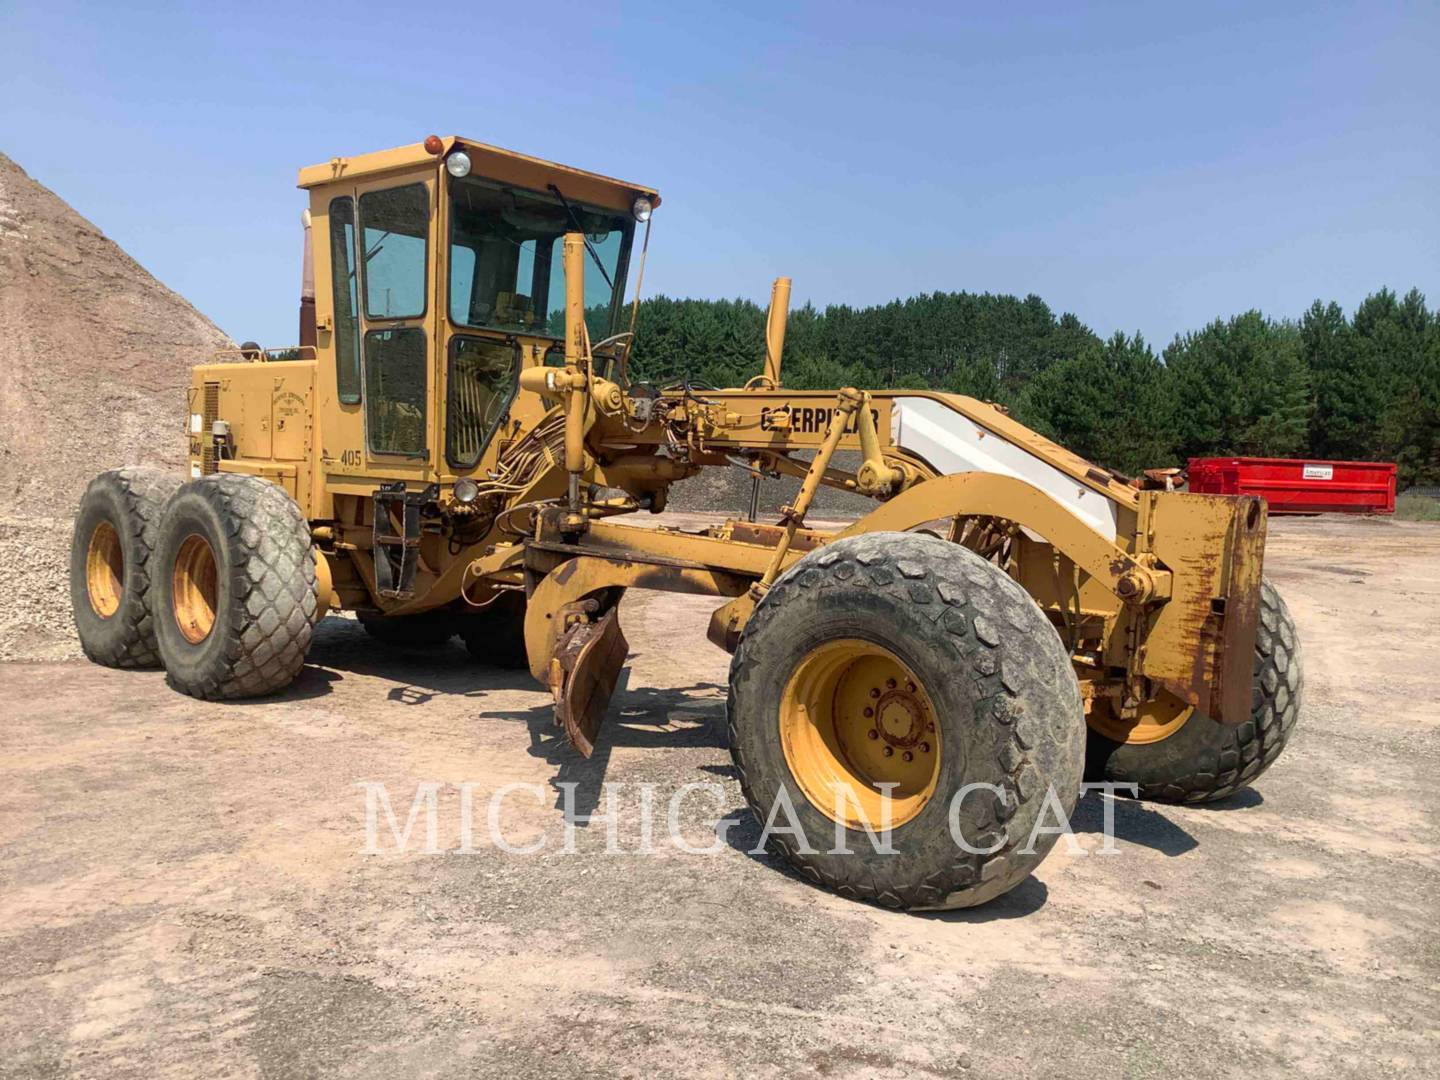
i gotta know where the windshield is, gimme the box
[448,176,632,340]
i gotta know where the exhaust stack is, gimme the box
[299,207,316,351]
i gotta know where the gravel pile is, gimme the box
[0,153,231,660]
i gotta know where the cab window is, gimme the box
[359,184,428,319]
[447,337,519,468]
[364,328,427,456]
[328,197,362,403]
[448,177,631,338]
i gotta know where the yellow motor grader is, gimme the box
[70,136,1301,909]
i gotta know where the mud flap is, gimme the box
[548,608,629,757]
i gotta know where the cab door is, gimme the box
[354,179,436,474]
[316,174,439,493]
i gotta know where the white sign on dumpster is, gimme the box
[1303,464,1334,480]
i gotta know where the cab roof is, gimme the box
[297,136,660,214]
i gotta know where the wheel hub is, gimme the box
[1087,691,1194,745]
[172,533,219,644]
[85,520,124,619]
[876,690,925,748]
[779,640,942,829]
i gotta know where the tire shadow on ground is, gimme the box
[278,616,537,703]
[716,809,1053,921]
[1069,792,1198,856]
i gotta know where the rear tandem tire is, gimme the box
[1085,580,1302,804]
[456,591,529,670]
[152,473,319,700]
[357,612,457,648]
[68,466,183,668]
[727,532,1086,910]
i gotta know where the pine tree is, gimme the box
[1302,299,1378,459]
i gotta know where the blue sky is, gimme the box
[2,1,1436,351]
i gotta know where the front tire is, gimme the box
[1085,580,1302,803]
[152,474,319,700]
[728,533,1086,910]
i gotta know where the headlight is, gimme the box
[446,151,472,178]
[453,478,480,504]
[632,196,652,223]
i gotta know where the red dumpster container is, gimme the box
[1187,457,1396,515]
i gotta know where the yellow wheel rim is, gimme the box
[779,640,942,830]
[1088,690,1194,745]
[85,520,124,619]
[172,533,219,644]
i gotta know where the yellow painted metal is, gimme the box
[853,391,905,496]
[1087,690,1195,745]
[757,388,860,589]
[563,233,589,480]
[592,388,1140,511]
[762,277,791,387]
[297,136,660,213]
[172,534,219,644]
[1133,490,1267,726]
[780,640,941,829]
[85,520,124,619]
[523,555,749,683]
[313,547,335,614]
[837,471,1167,602]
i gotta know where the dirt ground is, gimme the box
[2,513,1438,1079]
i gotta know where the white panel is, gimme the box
[891,397,1118,541]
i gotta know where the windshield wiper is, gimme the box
[547,184,614,292]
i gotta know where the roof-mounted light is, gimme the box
[423,134,444,155]
[632,196,653,223]
[446,150,472,178]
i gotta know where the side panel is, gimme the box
[891,396,1120,540]
[188,362,316,509]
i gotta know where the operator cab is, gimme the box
[297,136,658,482]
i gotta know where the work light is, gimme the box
[446,151,472,178]
[632,196,652,222]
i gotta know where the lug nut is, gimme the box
[902,751,914,762]
[867,729,879,740]
[920,742,931,753]
[886,678,897,690]
[906,681,917,693]
[882,746,894,757]
[869,688,881,699]
[863,706,874,718]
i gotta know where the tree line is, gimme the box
[617,287,1440,486]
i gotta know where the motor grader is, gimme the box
[70,136,1301,909]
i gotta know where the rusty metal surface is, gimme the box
[723,520,825,554]
[550,608,629,757]
[1139,492,1267,724]
[1212,497,1267,725]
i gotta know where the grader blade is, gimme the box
[550,608,629,757]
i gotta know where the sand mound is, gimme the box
[0,153,232,660]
